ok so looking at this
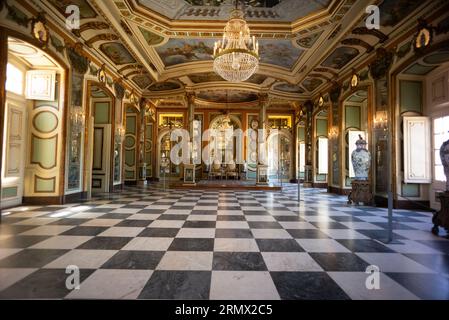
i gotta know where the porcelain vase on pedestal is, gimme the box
[441,138,449,192]
[351,135,371,180]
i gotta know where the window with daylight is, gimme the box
[6,63,24,95]
[434,115,449,182]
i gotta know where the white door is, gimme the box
[1,95,27,208]
[92,124,111,193]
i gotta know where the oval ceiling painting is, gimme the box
[148,81,182,91]
[197,90,258,103]
[273,82,304,94]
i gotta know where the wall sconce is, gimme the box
[350,69,359,89]
[328,126,339,139]
[70,105,85,136]
[374,110,388,131]
[115,124,126,144]
[318,95,324,107]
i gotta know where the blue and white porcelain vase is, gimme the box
[440,138,449,192]
[351,135,371,181]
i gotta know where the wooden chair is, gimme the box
[226,161,238,180]
[209,160,222,180]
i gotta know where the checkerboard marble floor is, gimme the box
[1,184,448,300]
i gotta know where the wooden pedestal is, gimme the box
[432,192,449,237]
[348,180,373,205]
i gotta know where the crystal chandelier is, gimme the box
[213,0,259,82]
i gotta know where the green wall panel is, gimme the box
[316,119,328,137]
[126,115,136,134]
[298,127,305,141]
[2,186,18,198]
[32,136,57,168]
[345,106,360,129]
[34,112,58,133]
[94,102,110,124]
[400,80,422,114]
[35,177,55,192]
[125,149,135,166]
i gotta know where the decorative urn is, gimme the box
[351,135,371,181]
[441,137,449,192]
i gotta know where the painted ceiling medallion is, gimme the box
[213,0,259,82]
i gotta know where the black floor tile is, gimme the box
[336,239,396,253]
[168,238,214,251]
[217,215,246,221]
[138,271,211,299]
[309,253,370,271]
[115,220,153,227]
[97,213,133,219]
[386,273,449,300]
[61,226,108,236]
[76,237,131,250]
[157,215,189,220]
[0,249,69,268]
[248,222,282,229]
[256,239,304,252]
[270,272,350,300]
[101,251,164,269]
[310,221,348,229]
[183,221,216,228]
[0,225,38,235]
[137,228,180,237]
[215,229,253,238]
[404,253,449,274]
[0,268,94,299]
[48,219,91,226]
[0,235,51,248]
[416,241,449,254]
[286,229,330,239]
[212,252,267,271]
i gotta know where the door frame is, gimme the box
[84,81,116,194]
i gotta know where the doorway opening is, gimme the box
[1,37,64,209]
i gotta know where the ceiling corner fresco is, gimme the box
[301,78,323,92]
[321,46,360,70]
[132,74,153,89]
[273,82,304,94]
[258,40,303,69]
[99,42,136,65]
[139,27,164,46]
[155,39,215,67]
[379,0,423,27]
[296,31,323,49]
[47,0,97,19]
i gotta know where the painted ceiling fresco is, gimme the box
[258,39,303,69]
[189,72,267,84]
[197,90,259,103]
[47,0,97,19]
[149,82,182,91]
[379,0,422,27]
[155,39,214,67]
[99,42,136,65]
[273,82,304,93]
[139,27,164,46]
[132,74,153,89]
[321,47,359,70]
[301,78,323,92]
[296,31,323,49]
[184,0,280,7]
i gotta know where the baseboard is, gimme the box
[374,195,432,211]
[124,180,137,186]
[113,184,124,192]
[313,183,328,188]
[328,186,351,196]
[63,192,88,204]
[23,196,64,205]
